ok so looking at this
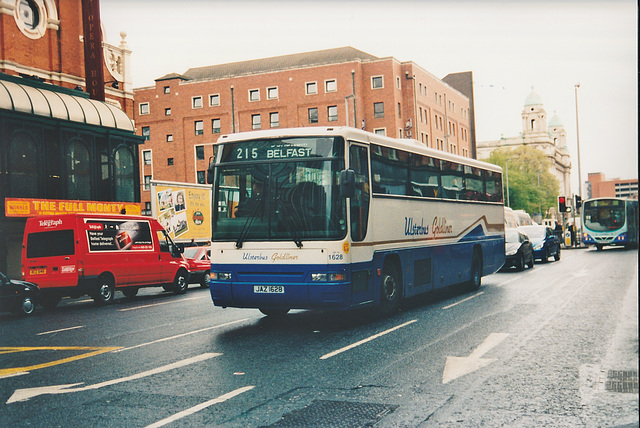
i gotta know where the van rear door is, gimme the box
[24,226,78,288]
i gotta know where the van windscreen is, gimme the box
[27,230,75,258]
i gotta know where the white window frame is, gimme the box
[267,87,279,100]
[209,93,220,106]
[139,102,150,115]
[373,128,386,136]
[371,76,384,89]
[249,89,260,102]
[305,81,318,95]
[192,96,203,109]
[324,79,337,93]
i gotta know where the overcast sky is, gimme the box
[100,0,638,194]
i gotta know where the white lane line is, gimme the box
[442,292,484,310]
[8,353,221,404]
[118,296,201,312]
[320,320,417,360]
[145,385,255,428]
[37,326,84,336]
[112,318,250,353]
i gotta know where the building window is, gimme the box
[249,89,260,102]
[166,134,173,142]
[267,87,278,99]
[195,120,204,135]
[396,76,401,89]
[164,86,170,94]
[397,102,402,118]
[192,96,203,108]
[371,76,383,89]
[196,145,205,160]
[143,150,152,165]
[308,107,318,124]
[167,158,174,166]
[144,175,152,190]
[142,126,150,140]
[325,79,337,93]
[305,82,317,95]
[114,148,135,202]
[209,94,220,106]
[66,140,91,200]
[212,118,221,133]
[374,128,386,136]
[197,171,206,184]
[165,108,171,116]
[252,114,261,129]
[327,106,338,122]
[144,202,152,216]
[139,102,150,115]
[270,112,279,128]
[374,102,384,118]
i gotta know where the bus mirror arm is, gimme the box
[339,169,356,199]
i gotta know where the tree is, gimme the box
[485,146,560,216]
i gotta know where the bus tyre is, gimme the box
[122,287,139,298]
[469,252,482,290]
[93,276,115,306]
[380,263,401,314]
[554,247,561,261]
[172,270,189,295]
[200,271,210,289]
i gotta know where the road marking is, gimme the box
[442,292,484,310]
[37,326,84,335]
[496,276,521,287]
[7,352,221,404]
[145,385,255,428]
[320,320,417,360]
[442,332,509,384]
[112,318,250,353]
[118,296,201,311]
[0,346,121,378]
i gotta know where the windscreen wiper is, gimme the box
[277,198,303,248]
[235,196,263,249]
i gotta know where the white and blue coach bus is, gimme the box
[207,127,505,316]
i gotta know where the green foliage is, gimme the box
[485,146,560,216]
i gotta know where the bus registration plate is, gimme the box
[253,285,284,294]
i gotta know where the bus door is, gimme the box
[348,143,373,304]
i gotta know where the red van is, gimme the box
[21,214,190,308]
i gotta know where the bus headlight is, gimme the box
[311,273,346,282]
[211,272,232,280]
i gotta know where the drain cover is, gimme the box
[265,400,398,427]
[604,370,639,393]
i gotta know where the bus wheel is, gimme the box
[200,272,210,289]
[122,287,139,298]
[93,276,115,306]
[380,263,401,314]
[172,270,189,295]
[469,252,482,290]
[596,244,603,251]
[259,308,289,317]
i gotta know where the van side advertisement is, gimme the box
[150,181,212,243]
[86,220,153,252]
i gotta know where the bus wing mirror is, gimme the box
[339,169,356,199]
[206,157,215,184]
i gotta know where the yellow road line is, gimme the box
[0,346,122,376]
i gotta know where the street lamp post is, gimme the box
[574,84,583,246]
[505,159,510,208]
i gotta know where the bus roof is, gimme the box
[215,126,502,173]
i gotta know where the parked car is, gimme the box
[503,228,534,271]
[183,246,211,288]
[0,272,39,316]
[518,225,561,263]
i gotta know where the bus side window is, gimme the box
[349,144,370,242]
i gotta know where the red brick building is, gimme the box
[586,172,638,199]
[133,47,476,213]
[1,0,142,275]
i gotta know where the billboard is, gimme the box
[150,181,211,243]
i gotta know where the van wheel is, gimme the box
[41,295,61,310]
[173,270,189,295]
[380,263,401,314]
[122,287,139,298]
[200,272,210,289]
[93,276,115,306]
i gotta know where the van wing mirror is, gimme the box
[339,169,356,199]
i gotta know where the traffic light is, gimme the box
[574,195,582,210]
[558,196,569,213]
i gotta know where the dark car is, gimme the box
[0,272,39,316]
[519,225,561,263]
[183,246,211,288]
[503,228,534,271]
